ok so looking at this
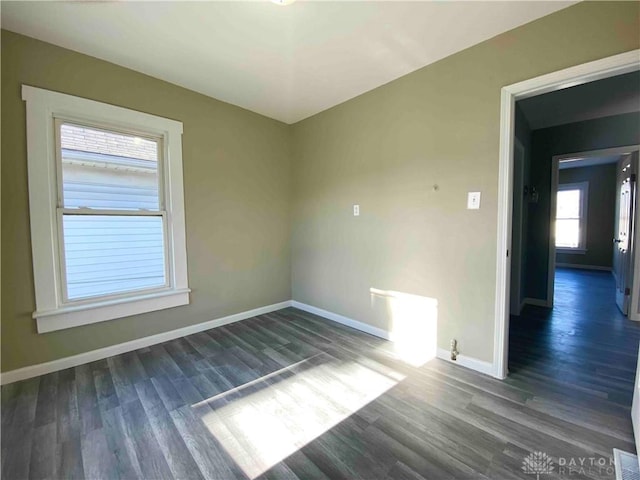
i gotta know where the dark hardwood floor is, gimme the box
[509,268,640,412]
[2,267,639,479]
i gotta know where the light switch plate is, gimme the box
[467,192,481,209]
[353,204,360,216]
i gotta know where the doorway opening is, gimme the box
[547,146,640,317]
[494,50,640,380]
[497,54,640,467]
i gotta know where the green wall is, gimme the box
[2,1,639,372]
[556,164,618,269]
[291,1,640,362]
[525,112,640,300]
[1,30,292,372]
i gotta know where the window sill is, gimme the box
[556,247,587,255]
[33,288,191,333]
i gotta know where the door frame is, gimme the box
[493,49,640,380]
[625,151,640,321]
[548,146,640,313]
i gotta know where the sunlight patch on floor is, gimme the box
[195,358,404,479]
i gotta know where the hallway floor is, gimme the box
[509,267,640,447]
[509,268,640,408]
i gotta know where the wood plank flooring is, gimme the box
[2,267,639,479]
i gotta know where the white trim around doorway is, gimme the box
[494,49,640,380]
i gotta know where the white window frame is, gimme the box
[556,181,589,254]
[23,86,190,333]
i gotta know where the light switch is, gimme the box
[467,192,481,210]
[353,204,360,216]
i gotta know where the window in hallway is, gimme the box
[556,182,588,251]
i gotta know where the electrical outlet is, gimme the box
[353,204,360,216]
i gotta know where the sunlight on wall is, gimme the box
[194,357,405,479]
[370,288,438,367]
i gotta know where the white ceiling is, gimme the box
[519,71,640,130]
[559,155,622,170]
[2,1,575,124]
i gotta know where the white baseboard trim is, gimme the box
[436,348,496,377]
[3,299,502,384]
[556,263,612,271]
[291,300,500,378]
[291,301,391,340]
[523,297,550,308]
[0,300,293,385]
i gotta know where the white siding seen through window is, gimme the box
[59,123,167,300]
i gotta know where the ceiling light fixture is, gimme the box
[271,0,296,5]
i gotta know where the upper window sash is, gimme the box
[54,118,167,212]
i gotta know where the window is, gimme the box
[555,181,588,253]
[23,86,190,333]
